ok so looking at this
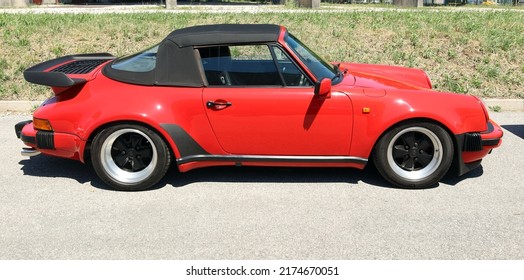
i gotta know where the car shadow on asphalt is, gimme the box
[502,124,524,140]
[18,155,484,191]
[162,165,393,189]
[441,165,484,186]
[18,155,110,190]
[18,155,393,191]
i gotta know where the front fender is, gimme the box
[348,90,487,159]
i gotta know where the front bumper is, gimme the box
[462,119,503,159]
[15,120,84,160]
[455,119,503,176]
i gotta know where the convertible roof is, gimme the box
[165,24,282,47]
[104,24,284,87]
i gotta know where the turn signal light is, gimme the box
[33,118,53,131]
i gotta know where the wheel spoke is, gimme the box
[131,134,142,149]
[136,158,151,170]
[119,134,131,149]
[137,147,152,158]
[417,153,433,167]
[113,154,128,167]
[113,140,126,152]
[393,145,409,159]
[401,158,415,171]
[131,158,146,171]
[136,138,151,153]
[401,132,416,147]
[418,137,432,151]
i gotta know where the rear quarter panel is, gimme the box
[33,73,223,162]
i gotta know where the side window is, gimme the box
[230,45,273,61]
[111,45,158,72]
[199,45,281,87]
[271,46,313,87]
[199,46,232,86]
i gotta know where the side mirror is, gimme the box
[314,78,331,98]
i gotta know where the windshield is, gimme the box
[285,33,339,83]
[111,44,159,72]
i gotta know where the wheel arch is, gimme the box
[81,120,179,163]
[370,117,460,175]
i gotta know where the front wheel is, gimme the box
[91,124,171,191]
[373,122,453,189]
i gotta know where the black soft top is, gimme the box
[165,24,281,47]
[103,24,283,87]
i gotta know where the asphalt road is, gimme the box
[0,112,523,260]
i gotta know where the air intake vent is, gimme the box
[51,59,110,74]
[463,132,482,152]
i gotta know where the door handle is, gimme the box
[206,100,232,109]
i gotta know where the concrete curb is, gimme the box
[483,99,524,112]
[0,101,42,113]
[1,99,523,114]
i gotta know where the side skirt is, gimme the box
[177,154,367,166]
[160,123,367,171]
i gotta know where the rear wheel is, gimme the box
[91,124,171,191]
[373,122,453,189]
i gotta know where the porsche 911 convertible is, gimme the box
[15,24,503,191]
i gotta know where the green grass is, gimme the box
[489,105,502,112]
[0,10,523,100]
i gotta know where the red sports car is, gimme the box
[15,24,503,191]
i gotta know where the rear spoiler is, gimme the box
[23,53,116,87]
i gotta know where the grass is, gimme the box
[489,105,502,112]
[0,9,523,100]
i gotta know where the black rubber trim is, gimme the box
[457,121,501,152]
[160,123,209,158]
[454,131,496,176]
[456,159,482,177]
[482,138,501,147]
[36,131,55,150]
[21,135,36,145]
[177,155,368,165]
[481,122,494,134]
[15,120,32,138]
[454,133,478,176]
[462,132,482,152]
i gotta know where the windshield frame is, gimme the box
[284,33,341,84]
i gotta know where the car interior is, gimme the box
[198,46,310,87]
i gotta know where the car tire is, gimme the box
[373,122,453,189]
[91,124,171,191]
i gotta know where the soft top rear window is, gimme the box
[111,45,159,73]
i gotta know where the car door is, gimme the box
[200,44,353,156]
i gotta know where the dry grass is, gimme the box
[0,10,523,100]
